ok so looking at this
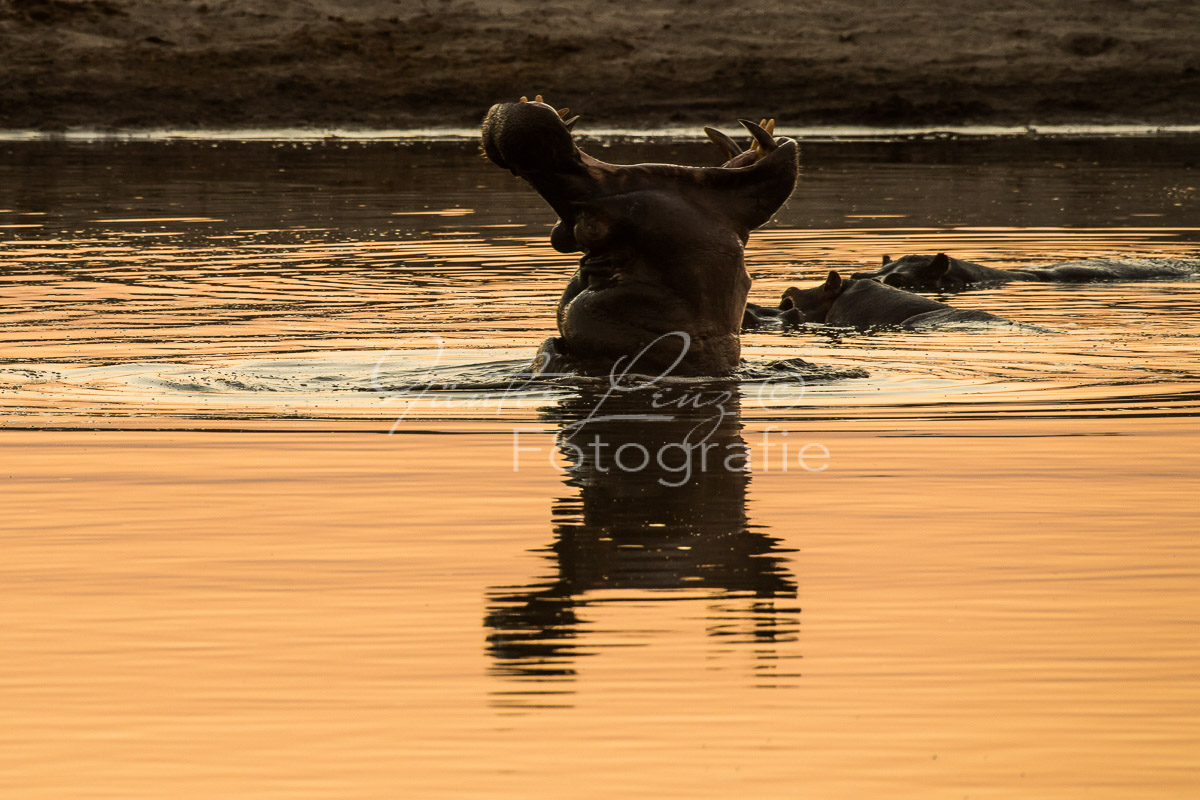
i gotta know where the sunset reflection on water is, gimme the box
[1,136,1198,798]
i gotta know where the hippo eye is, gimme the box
[883,274,910,288]
[574,215,612,249]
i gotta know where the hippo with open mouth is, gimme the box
[481,96,799,377]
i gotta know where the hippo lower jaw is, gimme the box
[481,95,580,174]
[481,97,590,254]
[549,259,741,377]
[531,332,742,380]
[481,96,800,377]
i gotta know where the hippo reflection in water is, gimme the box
[485,386,799,687]
[481,96,799,377]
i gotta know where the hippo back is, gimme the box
[825,279,956,328]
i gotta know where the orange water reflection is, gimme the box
[1,138,1199,798]
[2,418,1197,798]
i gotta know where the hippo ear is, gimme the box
[779,293,795,310]
[928,253,952,277]
[882,255,892,265]
[823,270,843,296]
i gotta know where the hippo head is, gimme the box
[850,253,963,290]
[481,97,799,377]
[779,270,844,324]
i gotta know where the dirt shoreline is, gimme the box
[3,0,1199,132]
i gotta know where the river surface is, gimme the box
[1,133,1199,798]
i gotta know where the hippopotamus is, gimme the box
[851,252,1196,292]
[780,270,1011,329]
[481,96,799,377]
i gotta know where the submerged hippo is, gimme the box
[741,301,804,330]
[481,96,798,377]
[852,252,1196,292]
[780,270,1010,329]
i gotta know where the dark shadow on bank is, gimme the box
[484,382,800,707]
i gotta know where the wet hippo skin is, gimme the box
[481,96,799,377]
[851,251,1196,292]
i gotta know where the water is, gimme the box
[1,134,1199,798]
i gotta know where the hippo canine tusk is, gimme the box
[704,126,743,159]
[739,118,778,154]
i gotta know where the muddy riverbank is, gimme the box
[2,0,1198,131]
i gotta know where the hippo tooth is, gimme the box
[704,126,743,159]
[738,119,778,153]
[752,119,776,155]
